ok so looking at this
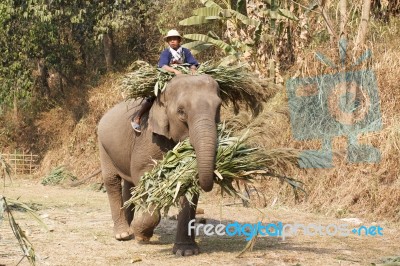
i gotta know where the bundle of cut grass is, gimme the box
[120,61,275,115]
[124,124,304,215]
[121,61,167,99]
[41,166,77,186]
[198,62,273,115]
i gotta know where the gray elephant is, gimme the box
[97,74,222,256]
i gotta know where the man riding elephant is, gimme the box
[131,29,199,133]
[98,71,221,256]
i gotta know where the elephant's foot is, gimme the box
[131,208,160,243]
[115,232,132,241]
[172,242,200,256]
[114,224,133,241]
[134,234,151,244]
[132,227,153,243]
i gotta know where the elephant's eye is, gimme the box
[177,107,185,115]
[177,107,187,120]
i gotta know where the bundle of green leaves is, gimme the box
[41,166,77,186]
[124,124,304,215]
[120,60,275,115]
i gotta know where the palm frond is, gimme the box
[0,196,38,265]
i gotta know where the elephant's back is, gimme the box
[98,100,138,138]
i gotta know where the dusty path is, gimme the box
[1,178,399,266]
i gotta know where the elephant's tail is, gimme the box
[70,168,102,187]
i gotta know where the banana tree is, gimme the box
[179,0,298,65]
[179,0,259,63]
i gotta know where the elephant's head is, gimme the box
[148,74,221,192]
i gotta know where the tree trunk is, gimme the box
[320,0,336,45]
[339,0,348,68]
[37,58,50,97]
[338,0,350,124]
[13,89,18,125]
[103,29,115,72]
[339,0,347,36]
[354,0,372,52]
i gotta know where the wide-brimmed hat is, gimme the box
[164,29,182,41]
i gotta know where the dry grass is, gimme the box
[33,17,400,222]
[229,17,400,222]
[37,73,123,179]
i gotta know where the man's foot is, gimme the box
[131,117,141,133]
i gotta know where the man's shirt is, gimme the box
[158,47,199,68]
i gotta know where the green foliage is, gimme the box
[178,0,298,61]
[0,1,34,106]
[42,166,77,186]
[0,0,160,109]
[120,60,274,115]
[179,1,259,58]
[124,123,304,215]
[184,33,236,55]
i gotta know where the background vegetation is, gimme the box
[1,0,399,221]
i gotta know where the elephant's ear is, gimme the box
[148,99,169,138]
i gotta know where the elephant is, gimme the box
[97,74,222,256]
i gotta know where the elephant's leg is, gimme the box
[132,206,161,242]
[103,173,133,240]
[122,180,134,226]
[129,138,166,242]
[173,194,199,256]
[100,145,132,241]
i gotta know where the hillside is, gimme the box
[26,18,400,224]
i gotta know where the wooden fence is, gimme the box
[1,151,39,175]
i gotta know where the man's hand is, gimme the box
[174,69,183,75]
[163,65,182,75]
[190,66,197,75]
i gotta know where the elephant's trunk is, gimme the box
[189,116,217,192]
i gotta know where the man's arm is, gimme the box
[158,49,170,68]
[184,48,198,74]
[158,49,182,75]
[184,48,199,68]
[162,65,182,75]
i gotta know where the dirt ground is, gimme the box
[1,177,399,266]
